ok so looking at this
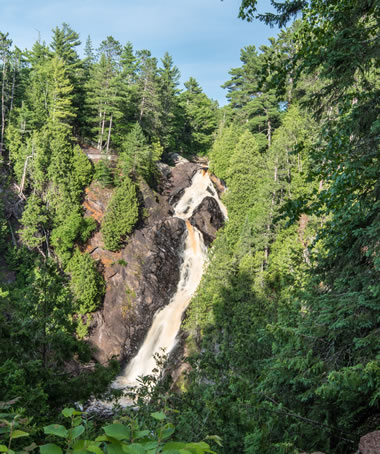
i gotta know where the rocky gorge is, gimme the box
[83,157,226,371]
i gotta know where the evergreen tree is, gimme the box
[0,31,13,157]
[85,53,123,152]
[101,176,139,251]
[223,44,281,148]
[178,77,218,155]
[47,56,76,130]
[19,193,48,250]
[50,23,81,71]
[158,52,180,151]
[83,35,96,72]
[136,49,162,140]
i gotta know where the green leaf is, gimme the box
[95,436,108,442]
[106,443,124,454]
[162,442,186,452]
[43,425,68,439]
[73,441,85,450]
[122,444,146,454]
[184,442,215,454]
[70,425,85,440]
[159,425,175,441]
[40,444,63,454]
[140,442,157,451]
[0,445,8,452]
[204,436,223,447]
[150,412,165,421]
[87,445,103,454]
[11,430,30,439]
[133,431,149,441]
[103,424,130,441]
[62,408,76,418]
[24,443,38,452]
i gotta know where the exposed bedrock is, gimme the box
[189,196,225,246]
[85,160,224,364]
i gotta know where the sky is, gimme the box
[0,0,279,106]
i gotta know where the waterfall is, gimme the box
[112,168,226,391]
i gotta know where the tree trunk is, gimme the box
[10,55,17,113]
[1,58,7,157]
[106,113,113,154]
[19,151,34,196]
[267,117,272,147]
[98,109,106,152]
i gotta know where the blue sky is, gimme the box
[0,0,279,105]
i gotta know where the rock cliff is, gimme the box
[84,160,225,364]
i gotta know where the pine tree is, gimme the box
[47,56,75,130]
[85,53,123,152]
[101,176,139,251]
[50,23,81,75]
[19,193,48,250]
[178,77,218,155]
[136,49,162,140]
[0,31,12,157]
[158,52,180,150]
[83,35,96,72]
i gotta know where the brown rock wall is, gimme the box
[84,160,225,364]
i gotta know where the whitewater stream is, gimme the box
[111,168,226,393]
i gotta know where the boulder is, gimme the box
[189,196,225,246]
[164,161,199,205]
[359,431,380,454]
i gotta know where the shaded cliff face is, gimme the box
[85,160,225,364]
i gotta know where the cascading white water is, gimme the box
[112,168,226,390]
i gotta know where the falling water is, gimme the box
[112,168,226,390]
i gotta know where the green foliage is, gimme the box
[0,252,115,419]
[19,193,48,249]
[0,404,215,454]
[93,159,114,187]
[66,248,105,317]
[71,145,93,192]
[119,123,163,185]
[50,211,96,263]
[178,77,218,156]
[208,123,241,182]
[2,13,379,454]
[101,176,139,251]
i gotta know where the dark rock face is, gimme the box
[89,217,186,364]
[359,431,380,454]
[164,161,199,205]
[86,161,225,364]
[189,196,225,246]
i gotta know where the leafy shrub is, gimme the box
[0,404,217,454]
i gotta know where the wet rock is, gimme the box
[189,196,225,246]
[164,162,199,205]
[210,173,226,198]
[85,159,225,364]
[359,431,380,454]
[88,217,186,364]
